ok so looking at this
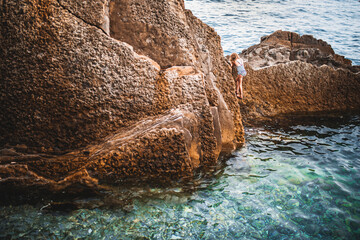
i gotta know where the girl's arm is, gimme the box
[226,59,233,70]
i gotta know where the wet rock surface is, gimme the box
[238,30,360,125]
[0,0,243,203]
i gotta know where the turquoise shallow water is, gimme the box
[184,0,360,65]
[1,115,360,239]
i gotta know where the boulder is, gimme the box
[0,0,243,202]
[242,30,355,70]
[238,30,360,124]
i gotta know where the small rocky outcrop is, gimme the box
[0,0,243,203]
[239,30,360,124]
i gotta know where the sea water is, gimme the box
[1,115,360,239]
[185,0,360,65]
[1,1,360,239]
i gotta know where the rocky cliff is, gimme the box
[238,30,360,124]
[0,0,243,202]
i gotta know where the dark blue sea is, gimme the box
[185,0,360,65]
[1,1,360,239]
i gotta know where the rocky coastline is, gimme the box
[1,1,359,204]
[238,30,360,125]
[0,0,243,204]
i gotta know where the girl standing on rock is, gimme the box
[230,53,247,99]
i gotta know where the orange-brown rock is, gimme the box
[239,30,360,125]
[0,0,243,202]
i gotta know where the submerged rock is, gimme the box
[0,0,243,202]
[238,30,360,124]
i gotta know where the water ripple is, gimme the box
[185,0,360,65]
[1,114,359,238]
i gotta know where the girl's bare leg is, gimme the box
[239,75,243,99]
[236,75,240,97]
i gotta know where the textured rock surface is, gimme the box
[241,30,354,70]
[109,0,244,146]
[0,0,243,201]
[238,30,360,124]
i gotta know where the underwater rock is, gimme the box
[0,0,243,202]
[238,30,360,125]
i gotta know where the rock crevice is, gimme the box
[56,0,109,35]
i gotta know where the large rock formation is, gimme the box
[0,0,243,202]
[239,30,360,124]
